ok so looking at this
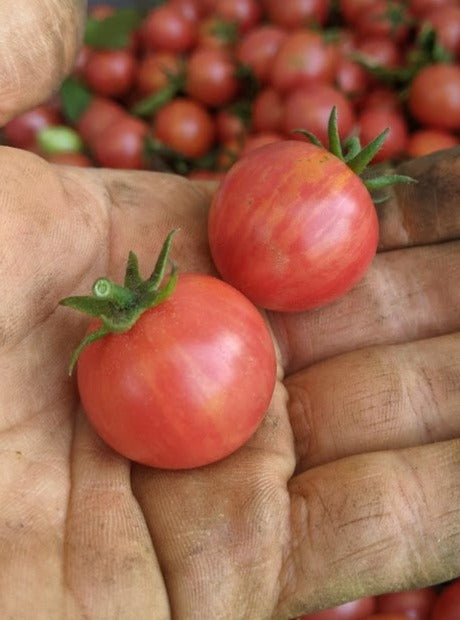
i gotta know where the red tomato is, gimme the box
[136,52,182,96]
[335,58,369,99]
[215,0,263,33]
[408,0,456,18]
[284,84,355,145]
[72,45,93,79]
[154,98,215,158]
[240,131,285,155]
[91,116,149,169]
[352,0,410,41]
[142,5,197,53]
[408,63,460,130]
[2,105,60,149]
[185,48,239,107]
[357,86,401,113]
[375,586,437,620]
[358,107,408,162]
[215,108,247,143]
[422,6,460,57]
[362,615,412,620]
[296,596,376,619]
[430,580,460,620]
[83,50,137,98]
[77,273,276,469]
[47,152,93,167]
[252,88,285,133]
[236,25,288,84]
[406,128,458,157]
[196,16,237,51]
[340,0,378,25]
[208,140,379,311]
[76,97,126,148]
[271,30,338,92]
[170,0,202,23]
[356,36,402,69]
[263,0,332,28]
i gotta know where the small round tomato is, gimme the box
[335,57,369,99]
[422,6,460,57]
[284,84,355,145]
[76,97,126,148]
[375,586,437,620]
[296,596,376,619]
[154,98,215,158]
[406,128,458,157]
[2,105,60,149]
[408,63,460,130]
[252,88,285,133]
[77,273,276,469]
[353,0,410,41]
[408,0,456,19]
[170,0,202,23]
[240,131,285,155]
[196,16,238,50]
[142,5,197,52]
[215,108,247,142]
[208,139,379,312]
[83,49,137,98]
[356,36,402,69]
[271,29,338,93]
[215,0,263,32]
[358,107,408,162]
[236,25,287,84]
[263,0,332,28]
[185,48,239,107]
[136,52,183,96]
[92,116,149,169]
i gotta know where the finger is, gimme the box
[286,333,460,470]
[275,439,460,619]
[0,0,86,124]
[270,239,460,372]
[378,147,460,250]
[131,382,295,619]
[64,410,168,619]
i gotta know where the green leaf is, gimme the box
[327,106,343,160]
[148,230,177,288]
[347,129,389,175]
[364,174,417,191]
[131,82,181,117]
[124,251,143,289]
[59,295,114,318]
[343,135,362,162]
[59,77,92,124]
[84,9,142,50]
[292,129,323,148]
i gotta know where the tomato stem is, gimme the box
[59,230,179,375]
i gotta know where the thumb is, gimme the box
[0,0,86,125]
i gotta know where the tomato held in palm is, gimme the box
[208,140,379,312]
[75,272,276,469]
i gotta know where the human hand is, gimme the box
[1,3,460,619]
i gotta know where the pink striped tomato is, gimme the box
[208,139,379,312]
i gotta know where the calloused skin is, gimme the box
[1,2,459,619]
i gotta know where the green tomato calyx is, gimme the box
[293,106,416,202]
[60,230,178,375]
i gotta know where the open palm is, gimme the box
[1,2,459,618]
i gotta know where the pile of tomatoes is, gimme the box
[3,0,460,174]
[295,578,460,619]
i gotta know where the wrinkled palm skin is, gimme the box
[0,2,459,619]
